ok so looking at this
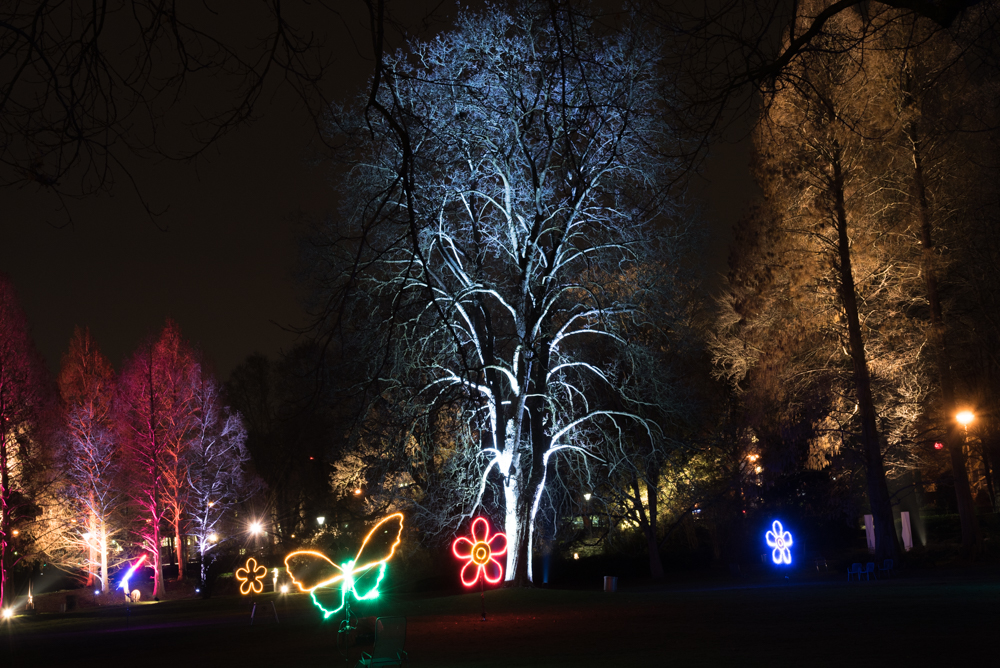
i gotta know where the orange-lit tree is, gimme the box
[715,2,927,562]
[56,327,121,591]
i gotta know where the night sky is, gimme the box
[2,3,750,381]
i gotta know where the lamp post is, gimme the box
[957,409,975,478]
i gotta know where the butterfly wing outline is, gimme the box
[284,550,345,593]
[350,512,405,601]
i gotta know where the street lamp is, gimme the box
[316,516,325,527]
[249,521,263,536]
[957,411,975,428]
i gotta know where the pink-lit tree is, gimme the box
[186,371,254,585]
[56,327,121,592]
[117,321,199,596]
[0,275,48,609]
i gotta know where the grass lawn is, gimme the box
[4,569,998,667]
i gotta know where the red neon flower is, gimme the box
[452,517,507,587]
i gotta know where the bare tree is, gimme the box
[54,327,121,591]
[117,320,199,595]
[186,370,255,586]
[311,3,686,585]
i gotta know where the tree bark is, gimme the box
[831,151,901,563]
[174,517,185,580]
[908,122,981,555]
[642,464,665,579]
[100,524,109,593]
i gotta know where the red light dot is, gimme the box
[934,442,944,450]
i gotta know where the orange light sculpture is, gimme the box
[236,557,268,595]
[285,512,404,618]
[452,517,507,587]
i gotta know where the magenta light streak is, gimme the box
[118,554,147,594]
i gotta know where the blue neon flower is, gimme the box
[766,520,793,565]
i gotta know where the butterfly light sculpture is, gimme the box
[285,512,404,619]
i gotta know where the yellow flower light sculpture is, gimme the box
[285,513,404,619]
[236,557,268,595]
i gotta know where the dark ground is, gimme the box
[4,568,998,667]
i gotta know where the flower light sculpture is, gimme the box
[236,557,268,595]
[765,520,793,565]
[285,512,404,619]
[452,517,507,587]
[118,554,147,596]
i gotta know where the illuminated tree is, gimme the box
[714,3,933,562]
[55,327,121,591]
[870,16,993,554]
[0,275,48,609]
[312,4,682,584]
[117,320,199,595]
[186,370,254,585]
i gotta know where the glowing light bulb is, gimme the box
[583,493,592,501]
[2,608,12,620]
[249,521,263,535]
[957,411,975,427]
[281,584,289,594]
[208,533,218,543]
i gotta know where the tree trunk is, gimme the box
[831,152,900,563]
[100,524,108,593]
[86,511,96,588]
[643,469,664,579]
[908,123,981,555]
[174,515,185,581]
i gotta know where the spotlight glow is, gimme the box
[452,517,507,587]
[2,608,13,619]
[285,513,404,619]
[765,520,793,565]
